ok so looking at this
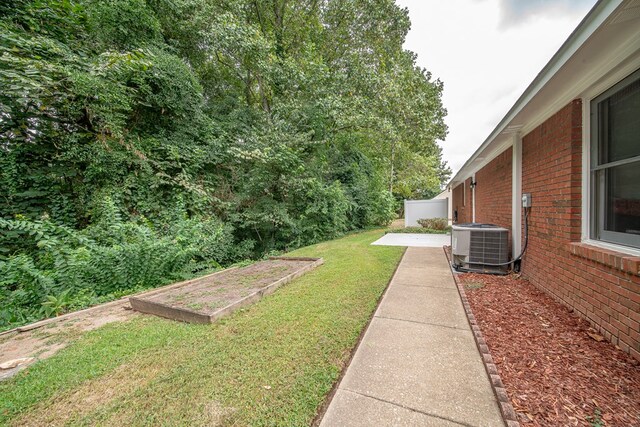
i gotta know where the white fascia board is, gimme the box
[449,0,623,186]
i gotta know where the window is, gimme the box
[591,69,640,249]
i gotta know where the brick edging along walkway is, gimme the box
[443,246,521,427]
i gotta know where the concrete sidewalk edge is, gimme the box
[311,247,408,426]
[444,246,520,427]
[319,247,504,427]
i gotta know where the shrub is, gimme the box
[0,197,252,331]
[363,189,397,227]
[417,217,448,231]
[288,179,351,247]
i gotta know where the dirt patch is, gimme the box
[200,401,237,426]
[12,359,167,426]
[461,272,640,427]
[0,301,138,381]
[131,258,320,323]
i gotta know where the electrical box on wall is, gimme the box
[522,193,532,208]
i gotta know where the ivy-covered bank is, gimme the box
[0,0,449,329]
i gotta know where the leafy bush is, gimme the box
[288,179,351,247]
[364,190,397,226]
[166,217,253,271]
[0,197,251,331]
[417,217,448,231]
[84,0,162,50]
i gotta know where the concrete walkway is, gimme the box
[320,247,504,427]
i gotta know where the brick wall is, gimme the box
[475,147,512,231]
[463,99,640,359]
[452,178,473,224]
[519,99,640,360]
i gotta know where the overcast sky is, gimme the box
[396,0,597,176]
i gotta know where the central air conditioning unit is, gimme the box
[451,223,510,273]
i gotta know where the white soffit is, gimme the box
[450,0,640,187]
[610,0,640,24]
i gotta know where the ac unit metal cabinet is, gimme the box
[451,223,509,272]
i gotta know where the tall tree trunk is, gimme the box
[245,70,252,107]
[273,0,286,59]
[257,74,271,116]
[389,141,396,194]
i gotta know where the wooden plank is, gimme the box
[5,267,238,335]
[129,297,212,324]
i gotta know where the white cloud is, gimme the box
[396,0,596,176]
[495,0,595,27]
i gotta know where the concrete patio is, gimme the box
[371,233,451,248]
[319,247,504,427]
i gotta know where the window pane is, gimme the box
[601,78,640,163]
[605,162,640,236]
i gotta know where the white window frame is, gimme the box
[581,64,640,256]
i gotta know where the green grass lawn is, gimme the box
[0,229,403,426]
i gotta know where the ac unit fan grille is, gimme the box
[468,230,509,264]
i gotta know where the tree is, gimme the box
[1,0,450,327]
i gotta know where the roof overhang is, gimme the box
[450,0,640,187]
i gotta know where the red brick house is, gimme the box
[450,0,640,359]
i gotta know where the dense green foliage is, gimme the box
[0,0,449,329]
[0,197,250,326]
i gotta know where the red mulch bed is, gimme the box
[461,273,640,427]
